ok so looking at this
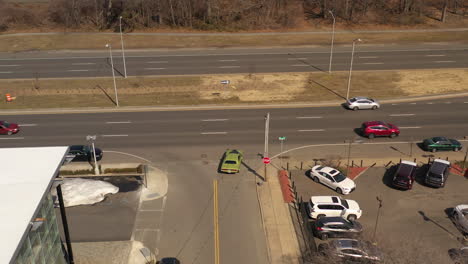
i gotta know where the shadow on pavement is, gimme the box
[242,161,265,181]
[417,210,460,239]
[382,165,397,188]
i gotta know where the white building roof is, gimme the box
[0,146,68,264]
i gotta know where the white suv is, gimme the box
[307,196,362,221]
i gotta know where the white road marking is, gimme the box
[0,72,13,74]
[399,126,421,129]
[106,121,132,124]
[391,104,398,105]
[0,137,24,140]
[201,119,228,122]
[427,102,433,104]
[219,66,240,68]
[68,69,89,72]
[296,116,323,119]
[434,60,455,63]
[444,102,452,104]
[425,54,445,57]
[72,63,95,65]
[102,134,129,137]
[0,65,20,67]
[410,103,417,104]
[298,129,325,132]
[464,102,468,104]
[359,56,378,59]
[201,132,227,135]
[291,64,308,67]
[145,68,166,70]
[389,114,415,116]
[288,58,307,60]
[18,124,37,126]
[363,62,384,65]
[148,61,168,63]
[218,59,237,62]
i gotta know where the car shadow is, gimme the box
[448,248,463,264]
[382,165,397,188]
[241,161,265,181]
[444,207,455,218]
[353,128,364,138]
[305,169,312,178]
[416,142,428,152]
[414,164,430,187]
[417,210,460,238]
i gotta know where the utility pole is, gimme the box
[279,136,286,168]
[86,135,99,175]
[119,16,127,78]
[373,196,383,242]
[346,38,361,100]
[264,113,270,182]
[213,179,220,264]
[328,10,336,74]
[105,44,120,107]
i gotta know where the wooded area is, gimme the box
[0,0,467,32]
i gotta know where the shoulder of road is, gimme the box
[1,91,467,115]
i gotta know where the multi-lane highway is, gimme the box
[0,43,467,79]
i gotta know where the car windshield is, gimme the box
[83,145,91,152]
[433,137,447,142]
[225,160,237,164]
[341,200,349,209]
[333,173,347,182]
[349,98,357,102]
[2,122,10,128]
[429,172,442,179]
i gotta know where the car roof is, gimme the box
[317,217,348,224]
[320,166,340,175]
[432,136,448,142]
[364,121,386,126]
[401,160,417,166]
[351,96,370,100]
[69,145,85,151]
[311,196,340,204]
[333,239,360,249]
[433,159,450,165]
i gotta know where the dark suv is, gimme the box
[425,159,450,188]
[392,160,417,190]
[318,239,383,263]
[313,217,363,240]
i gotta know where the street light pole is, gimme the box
[328,10,336,74]
[346,38,361,100]
[86,135,99,175]
[264,113,270,182]
[373,196,383,242]
[119,16,127,78]
[105,44,120,107]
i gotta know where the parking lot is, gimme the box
[289,165,467,263]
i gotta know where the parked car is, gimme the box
[158,258,181,264]
[345,96,380,111]
[0,121,19,135]
[219,149,243,173]
[318,239,383,263]
[392,160,417,190]
[452,205,468,235]
[310,165,356,194]
[449,247,468,264]
[423,137,462,152]
[361,121,400,139]
[425,159,450,188]
[307,196,362,221]
[67,145,103,162]
[313,216,363,240]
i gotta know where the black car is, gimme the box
[318,239,383,263]
[313,217,363,240]
[67,145,103,162]
[158,258,181,264]
[392,160,417,190]
[449,247,468,264]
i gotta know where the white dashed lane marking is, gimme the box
[363,62,384,65]
[219,66,240,68]
[18,124,37,126]
[291,64,308,67]
[201,132,228,135]
[72,63,95,65]
[298,129,325,132]
[425,54,445,57]
[102,134,129,137]
[389,114,415,117]
[201,119,228,122]
[218,59,237,62]
[296,116,323,119]
[434,61,455,63]
[288,58,307,60]
[106,121,132,124]
[0,137,24,140]
[0,65,20,67]
[0,72,13,74]
[359,56,378,59]
[145,68,166,70]
[68,69,89,72]
[147,61,168,63]
[399,127,421,129]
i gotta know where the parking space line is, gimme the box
[389,114,415,116]
[296,116,323,119]
[201,132,227,135]
[201,119,228,122]
[298,129,325,132]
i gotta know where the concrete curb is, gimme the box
[1,91,468,115]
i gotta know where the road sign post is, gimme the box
[263,157,270,164]
[279,136,286,167]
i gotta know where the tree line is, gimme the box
[0,0,467,32]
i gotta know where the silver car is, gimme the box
[452,205,468,235]
[345,96,380,110]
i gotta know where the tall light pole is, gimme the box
[328,10,336,74]
[346,38,361,100]
[373,196,383,242]
[105,44,120,107]
[86,135,99,175]
[264,113,270,182]
[119,16,127,78]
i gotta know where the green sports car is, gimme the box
[219,149,243,173]
[423,137,462,152]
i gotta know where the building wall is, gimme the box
[13,193,67,264]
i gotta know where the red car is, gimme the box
[361,121,399,139]
[0,121,20,135]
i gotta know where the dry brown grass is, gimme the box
[1,31,468,52]
[0,69,467,109]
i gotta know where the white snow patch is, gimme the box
[53,178,119,207]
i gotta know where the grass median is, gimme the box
[0,69,467,110]
[1,31,468,52]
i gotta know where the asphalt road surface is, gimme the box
[2,97,468,263]
[0,43,467,79]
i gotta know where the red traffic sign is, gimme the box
[263,157,271,164]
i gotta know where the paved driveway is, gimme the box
[290,166,467,264]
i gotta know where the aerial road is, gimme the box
[0,43,467,79]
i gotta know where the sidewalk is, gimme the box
[256,164,302,264]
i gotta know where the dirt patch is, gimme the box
[0,69,467,109]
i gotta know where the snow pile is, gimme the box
[55,178,119,207]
